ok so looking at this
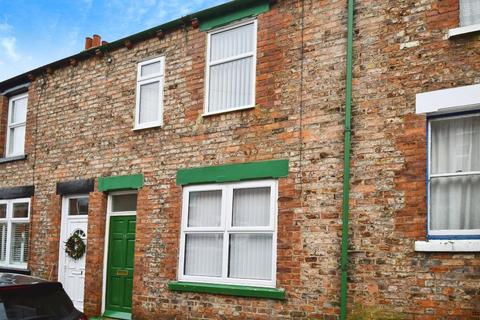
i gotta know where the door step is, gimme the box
[102,310,132,320]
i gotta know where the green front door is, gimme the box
[105,215,136,318]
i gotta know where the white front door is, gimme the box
[58,196,89,312]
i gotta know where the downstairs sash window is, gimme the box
[428,113,480,237]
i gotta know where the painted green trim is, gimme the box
[176,160,288,185]
[340,0,355,319]
[168,281,285,300]
[200,1,269,31]
[98,174,144,192]
[102,310,132,320]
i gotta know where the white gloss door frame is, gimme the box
[58,195,89,312]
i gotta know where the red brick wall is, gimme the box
[0,0,478,319]
[346,0,480,318]
[84,191,107,316]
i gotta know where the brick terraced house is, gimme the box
[0,0,479,319]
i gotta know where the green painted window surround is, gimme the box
[168,281,285,300]
[199,0,270,32]
[98,174,144,192]
[176,159,289,185]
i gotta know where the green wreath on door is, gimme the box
[64,230,86,260]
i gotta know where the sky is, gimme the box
[0,0,227,81]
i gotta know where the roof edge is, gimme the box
[0,0,274,91]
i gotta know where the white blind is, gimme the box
[188,191,222,227]
[209,58,254,113]
[229,234,272,280]
[232,187,270,226]
[181,181,276,286]
[210,23,255,61]
[430,115,480,230]
[139,82,160,124]
[184,234,223,277]
[10,223,29,264]
[460,0,480,27]
[136,57,164,127]
[207,22,255,113]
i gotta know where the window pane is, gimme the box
[10,223,29,265]
[188,190,222,227]
[232,187,270,227]
[141,61,162,77]
[8,125,26,156]
[0,204,6,219]
[208,57,253,113]
[0,223,7,263]
[229,234,272,280]
[184,233,223,277]
[210,23,255,61]
[431,115,480,174]
[112,194,137,212]
[430,175,480,230]
[139,82,160,124]
[10,97,27,123]
[68,198,89,215]
[460,0,480,27]
[12,203,29,218]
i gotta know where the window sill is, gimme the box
[448,23,480,38]
[415,240,480,252]
[0,154,27,164]
[168,281,285,300]
[203,105,255,117]
[0,266,30,275]
[133,121,163,131]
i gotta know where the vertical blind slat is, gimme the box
[208,22,255,113]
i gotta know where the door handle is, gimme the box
[71,271,83,275]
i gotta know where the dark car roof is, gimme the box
[0,273,48,287]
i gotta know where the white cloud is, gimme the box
[0,22,11,32]
[0,37,20,61]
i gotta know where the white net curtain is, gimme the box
[460,0,480,27]
[430,115,480,231]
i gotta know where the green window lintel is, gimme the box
[198,0,270,32]
[168,281,285,300]
[176,159,289,185]
[98,174,144,192]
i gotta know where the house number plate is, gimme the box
[116,270,128,276]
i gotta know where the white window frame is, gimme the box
[134,56,165,130]
[178,179,277,288]
[427,112,480,237]
[204,19,257,116]
[5,93,28,157]
[0,198,30,269]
